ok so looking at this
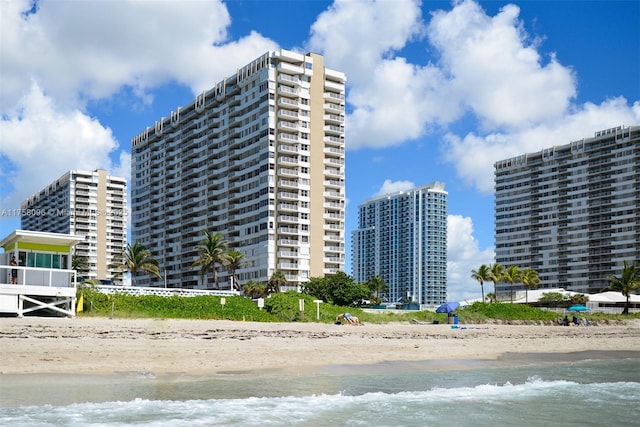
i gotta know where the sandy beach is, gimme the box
[1,317,639,377]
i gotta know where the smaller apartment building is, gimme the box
[20,169,128,284]
[352,182,448,306]
[494,125,639,295]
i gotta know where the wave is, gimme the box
[3,378,639,427]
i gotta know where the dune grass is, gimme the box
[77,288,638,324]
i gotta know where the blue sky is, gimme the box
[1,0,638,301]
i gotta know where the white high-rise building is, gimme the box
[20,169,128,284]
[494,125,640,295]
[352,182,448,306]
[131,50,346,289]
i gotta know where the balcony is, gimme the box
[278,97,299,110]
[324,146,345,156]
[278,179,299,189]
[277,121,299,131]
[277,62,304,75]
[277,144,299,154]
[277,191,299,200]
[277,156,298,166]
[324,92,345,102]
[278,85,299,98]
[324,80,344,92]
[278,203,298,211]
[324,114,344,124]
[278,132,299,143]
[278,168,299,177]
[278,74,300,85]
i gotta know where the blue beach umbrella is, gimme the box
[567,304,590,312]
[435,301,460,313]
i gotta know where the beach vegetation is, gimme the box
[535,292,588,308]
[471,264,491,303]
[268,270,287,294]
[502,265,521,303]
[77,287,278,321]
[366,275,388,306]
[243,280,269,299]
[111,242,161,286]
[224,249,246,291]
[489,263,505,303]
[462,302,558,322]
[520,268,540,303]
[192,231,230,289]
[75,287,637,325]
[607,260,640,315]
[72,255,90,276]
[301,271,371,307]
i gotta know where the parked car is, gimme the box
[98,279,115,286]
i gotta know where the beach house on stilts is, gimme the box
[0,230,83,317]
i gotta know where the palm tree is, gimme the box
[471,264,491,303]
[486,292,496,303]
[489,263,505,302]
[72,254,90,273]
[502,265,521,303]
[224,249,246,291]
[521,267,540,304]
[607,261,640,315]
[114,242,161,286]
[192,231,229,289]
[243,280,268,299]
[366,275,388,301]
[267,270,287,294]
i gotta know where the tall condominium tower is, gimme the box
[352,182,448,306]
[494,125,640,295]
[20,169,128,284]
[131,50,346,290]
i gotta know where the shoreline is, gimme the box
[1,317,639,407]
[2,317,639,376]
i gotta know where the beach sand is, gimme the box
[1,317,639,377]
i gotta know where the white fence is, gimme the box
[91,285,239,298]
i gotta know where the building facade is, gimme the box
[20,169,128,284]
[131,50,346,289]
[494,125,640,295]
[352,182,448,306]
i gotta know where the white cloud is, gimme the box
[0,83,122,210]
[308,0,458,150]
[0,0,277,112]
[447,214,494,302]
[428,1,576,130]
[374,179,415,196]
[308,0,424,85]
[308,0,637,192]
[346,58,457,149]
[0,0,279,217]
[442,97,640,193]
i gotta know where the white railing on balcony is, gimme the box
[0,265,77,288]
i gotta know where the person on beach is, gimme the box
[10,256,18,284]
[336,313,362,325]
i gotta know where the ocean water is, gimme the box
[1,357,639,426]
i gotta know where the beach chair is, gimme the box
[581,317,592,326]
